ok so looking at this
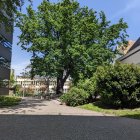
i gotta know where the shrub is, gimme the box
[60,87,89,106]
[14,84,22,94]
[77,79,94,95]
[94,62,140,108]
[76,79,98,101]
[0,96,21,107]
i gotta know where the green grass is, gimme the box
[0,96,21,107]
[80,102,140,120]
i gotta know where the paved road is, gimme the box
[0,115,140,140]
[0,98,140,140]
[0,98,105,116]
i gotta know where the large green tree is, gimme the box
[16,0,128,94]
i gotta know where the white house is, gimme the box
[16,76,71,94]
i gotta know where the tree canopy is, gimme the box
[0,0,31,30]
[16,0,128,94]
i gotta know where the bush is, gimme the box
[94,62,140,108]
[0,96,21,107]
[60,87,89,106]
[15,92,33,97]
[76,79,98,101]
[14,84,22,94]
[77,79,94,95]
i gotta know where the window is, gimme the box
[0,56,10,69]
[0,34,12,50]
[0,79,9,88]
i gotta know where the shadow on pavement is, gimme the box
[0,98,47,114]
[0,115,139,140]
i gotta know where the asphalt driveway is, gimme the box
[0,115,140,140]
[0,98,140,140]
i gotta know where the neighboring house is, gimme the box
[118,38,140,65]
[16,76,46,94]
[0,24,13,95]
[114,40,135,63]
[16,76,71,94]
[118,40,135,55]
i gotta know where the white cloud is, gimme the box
[11,60,30,76]
[112,0,140,19]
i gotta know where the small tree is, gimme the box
[10,70,15,87]
[14,84,22,95]
[16,0,128,94]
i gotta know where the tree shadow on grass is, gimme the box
[121,114,140,120]
[92,101,117,109]
[91,101,140,120]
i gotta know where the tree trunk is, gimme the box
[56,70,70,95]
[45,77,50,94]
[56,77,65,95]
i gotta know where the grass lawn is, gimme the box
[0,96,21,107]
[80,102,140,120]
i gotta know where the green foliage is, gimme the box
[15,92,31,97]
[94,62,140,108]
[60,79,98,106]
[76,79,99,101]
[60,87,89,106]
[80,103,140,120]
[14,84,22,94]
[0,0,31,30]
[77,79,93,95]
[0,96,21,107]
[10,70,15,87]
[16,0,128,93]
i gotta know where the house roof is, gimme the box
[128,37,140,52]
[117,40,135,55]
[118,37,140,61]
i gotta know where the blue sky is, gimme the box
[12,0,140,75]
